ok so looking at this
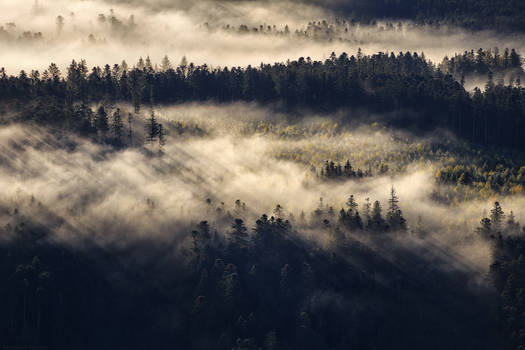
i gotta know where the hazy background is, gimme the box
[1,0,525,73]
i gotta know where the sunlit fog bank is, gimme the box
[2,102,521,278]
[3,1,525,348]
[1,0,525,73]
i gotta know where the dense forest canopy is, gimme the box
[2,49,525,150]
[287,0,525,31]
[2,0,525,350]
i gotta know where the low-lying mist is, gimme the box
[1,0,525,73]
[1,102,519,282]
[2,2,523,348]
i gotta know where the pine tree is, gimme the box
[490,201,505,233]
[388,186,399,214]
[476,217,492,237]
[146,111,159,144]
[111,107,124,143]
[192,221,211,256]
[506,211,520,234]
[346,194,358,214]
[231,218,248,247]
[344,160,355,177]
[158,123,166,151]
[161,55,172,71]
[94,105,109,136]
[127,112,134,146]
[353,210,363,230]
[370,200,386,232]
[363,197,371,225]
[136,57,145,70]
[145,56,153,72]
[180,56,188,68]
[273,204,283,219]
[387,186,406,231]
[121,60,128,72]
[339,208,348,227]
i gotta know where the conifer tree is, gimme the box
[490,201,505,233]
[387,186,406,231]
[231,219,248,247]
[111,107,124,143]
[346,195,358,214]
[370,200,386,232]
[161,55,172,71]
[476,217,492,237]
[127,112,134,146]
[146,110,159,144]
[158,123,166,151]
[95,105,109,136]
[506,211,520,234]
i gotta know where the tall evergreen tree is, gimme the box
[127,112,134,146]
[146,111,159,144]
[346,195,358,214]
[94,105,109,136]
[370,200,386,232]
[490,201,505,233]
[158,123,166,152]
[231,218,249,247]
[161,55,172,71]
[476,217,492,237]
[506,211,520,234]
[111,107,124,143]
[387,186,406,231]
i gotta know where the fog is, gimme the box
[1,0,525,74]
[1,2,522,347]
[0,0,521,297]
[1,102,521,284]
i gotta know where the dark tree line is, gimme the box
[312,189,407,234]
[476,202,525,350]
[440,48,523,80]
[490,235,525,350]
[3,51,525,150]
[317,160,372,179]
[316,160,389,180]
[314,0,525,32]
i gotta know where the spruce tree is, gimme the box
[387,186,407,231]
[158,123,166,151]
[111,107,124,143]
[95,105,109,136]
[146,110,159,144]
[370,200,386,232]
[490,201,505,233]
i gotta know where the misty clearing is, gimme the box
[1,1,525,350]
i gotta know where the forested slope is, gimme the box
[2,51,525,149]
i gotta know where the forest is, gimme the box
[2,0,525,350]
[2,48,525,150]
[304,0,525,31]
